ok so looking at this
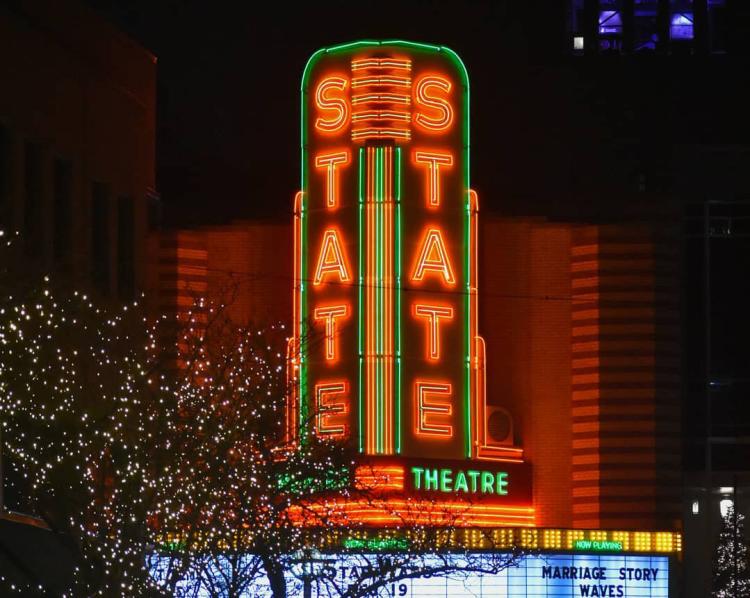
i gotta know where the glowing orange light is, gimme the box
[315,381,349,437]
[352,93,410,105]
[314,304,349,361]
[351,76,411,88]
[411,228,455,285]
[351,58,412,71]
[289,499,535,528]
[414,74,454,132]
[354,464,405,492]
[413,151,453,207]
[315,151,350,209]
[351,110,411,122]
[315,76,349,133]
[413,303,454,360]
[351,129,411,141]
[415,381,453,437]
[314,228,352,285]
[364,146,396,455]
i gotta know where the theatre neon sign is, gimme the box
[288,41,530,523]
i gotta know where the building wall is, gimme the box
[149,221,292,327]
[153,215,682,532]
[479,216,574,528]
[0,0,156,298]
[570,224,682,530]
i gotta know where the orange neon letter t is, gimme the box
[414,304,454,360]
[414,151,453,207]
[315,151,349,209]
[314,304,349,361]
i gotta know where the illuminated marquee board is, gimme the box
[291,40,517,472]
[151,553,670,598]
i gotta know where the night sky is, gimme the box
[83,0,570,226]
[84,1,750,227]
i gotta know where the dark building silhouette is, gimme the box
[0,1,156,589]
[0,0,157,300]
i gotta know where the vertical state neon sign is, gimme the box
[294,41,492,461]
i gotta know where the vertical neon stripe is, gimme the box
[363,144,396,455]
[357,148,365,453]
[395,147,402,453]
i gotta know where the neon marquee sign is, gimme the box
[289,41,527,499]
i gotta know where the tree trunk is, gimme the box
[262,554,287,598]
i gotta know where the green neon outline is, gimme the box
[395,146,402,454]
[358,148,364,453]
[301,40,471,456]
[376,146,384,454]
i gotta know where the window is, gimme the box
[117,196,135,300]
[53,159,72,263]
[671,12,694,40]
[91,182,110,294]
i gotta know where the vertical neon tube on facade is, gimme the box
[395,146,402,453]
[357,148,365,453]
[364,144,396,455]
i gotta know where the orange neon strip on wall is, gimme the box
[315,151,350,208]
[314,228,352,285]
[351,58,412,71]
[352,93,411,105]
[413,151,453,207]
[411,228,456,285]
[315,381,349,437]
[415,381,453,437]
[354,464,405,492]
[351,110,411,122]
[351,76,411,88]
[289,500,535,528]
[287,191,304,445]
[351,129,411,142]
[414,75,454,132]
[315,76,350,133]
[313,304,349,361]
[413,303,454,361]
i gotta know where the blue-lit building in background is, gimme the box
[568,0,729,55]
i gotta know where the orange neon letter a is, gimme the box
[412,228,455,285]
[314,229,351,285]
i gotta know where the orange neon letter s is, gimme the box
[414,75,453,133]
[412,228,455,285]
[315,76,349,133]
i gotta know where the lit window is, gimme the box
[691,500,700,515]
[599,11,623,36]
[671,12,694,40]
[573,36,584,51]
[720,498,734,518]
